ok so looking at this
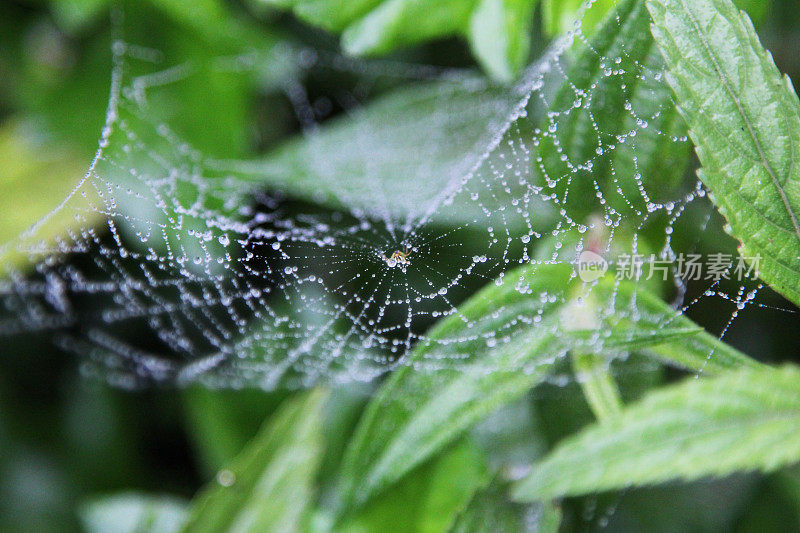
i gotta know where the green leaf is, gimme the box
[648,0,800,306]
[538,0,691,222]
[223,78,531,228]
[571,350,624,422]
[773,467,800,526]
[147,0,233,38]
[563,285,624,422]
[51,0,113,33]
[182,388,286,473]
[262,0,539,81]
[469,397,547,473]
[80,493,187,533]
[336,260,755,513]
[608,44,692,221]
[541,0,617,37]
[449,479,561,532]
[236,0,686,229]
[182,389,327,533]
[338,440,490,533]
[262,0,380,33]
[315,383,376,504]
[512,365,800,500]
[0,119,103,275]
[336,263,572,513]
[341,0,476,56]
[467,0,540,82]
[592,276,759,373]
[51,0,262,38]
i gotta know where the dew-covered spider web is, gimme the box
[0,0,782,392]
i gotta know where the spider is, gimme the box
[383,247,412,268]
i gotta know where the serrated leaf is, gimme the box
[336,261,756,513]
[512,365,800,500]
[182,389,327,533]
[80,493,187,533]
[648,0,800,306]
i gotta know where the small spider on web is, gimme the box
[382,247,412,268]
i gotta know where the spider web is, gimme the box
[0,2,774,391]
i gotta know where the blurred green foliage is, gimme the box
[260,0,541,81]
[4,0,800,532]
